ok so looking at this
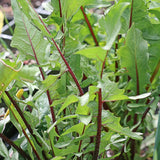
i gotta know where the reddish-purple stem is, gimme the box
[80,6,99,46]
[93,88,102,160]
[21,16,59,135]
[22,129,41,160]
[0,133,31,160]
[93,50,108,159]
[58,0,65,51]
[129,0,134,28]
[36,13,84,96]
[101,51,108,78]
[115,35,121,82]
[78,125,86,153]
[150,60,160,83]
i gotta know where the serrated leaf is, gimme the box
[14,0,51,38]
[11,0,50,64]
[102,110,143,140]
[99,2,129,50]
[118,24,149,94]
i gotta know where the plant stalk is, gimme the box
[34,10,84,96]
[80,6,99,46]
[93,88,102,160]
[21,15,58,135]
[129,0,134,28]
[0,133,31,160]
[22,129,41,160]
[150,60,160,83]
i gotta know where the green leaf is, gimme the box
[14,0,51,38]
[118,24,149,94]
[0,139,9,158]
[57,95,79,116]
[0,60,22,98]
[68,55,82,81]
[154,110,160,160]
[99,2,129,50]
[76,103,90,115]
[51,156,65,160]
[102,110,143,140]
[97,79,128,101]
[11,0,50,64]
[18,65,39,82]
[33,75,59,100]
[62,122,84,136]
[47,115,77,134]
[75,47,106,61]
[61,0,85,20]
[78,114,92,125]
[0,116,10,134]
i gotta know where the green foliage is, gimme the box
[0,0,159,159]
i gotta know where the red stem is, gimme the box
[93,88,102,160]
[23,129,41,160]
[150,60,160,83]
[129,0,134,28]
[35,12,84,96]
[80,4,98,97]
[78,125,86,153]
[80,6,99,46]
[115,35,121,82]
[0,133,31,160]
[21,15,59,135]
[101,51,108,78]
[58,0,65,51]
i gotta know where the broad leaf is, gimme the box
[11,0,50,64]
[118,24,149,94]
[99,2,129,50]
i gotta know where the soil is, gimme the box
[0,0,46,19]
[0,0,45,8]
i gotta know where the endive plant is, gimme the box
[0,0,159,159]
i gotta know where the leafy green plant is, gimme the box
[0,0,160,159]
